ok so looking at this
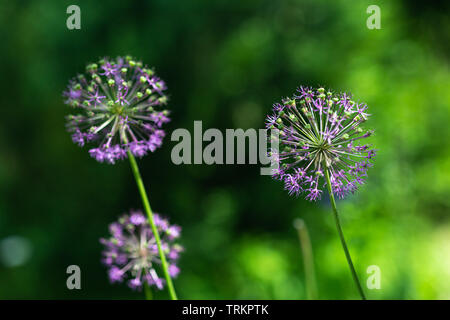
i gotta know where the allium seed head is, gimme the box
[266,86,376,200]
[63,56,170,164]
[100,210,183,291]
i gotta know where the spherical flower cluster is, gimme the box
[266,86,376,201]
[100,210,183,291]
[63,56,170,164]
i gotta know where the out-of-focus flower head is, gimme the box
[64,56,170,164]
[100,210,183,291]
[266,86,376,200]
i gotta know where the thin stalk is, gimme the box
[293,218,318,300]
[324,167,366,300]
[127,151,178,300]
[144,282,153,300]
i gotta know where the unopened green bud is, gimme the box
[93,74,101,83]
[86,63,98,72]
[284,99,295,107]
[158,96,168,104]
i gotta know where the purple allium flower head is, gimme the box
[63,56,170,164]
[266,86,376,200]
[100,210,183,291]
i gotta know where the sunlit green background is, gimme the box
[0,0,449,299]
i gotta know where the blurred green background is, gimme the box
[0,0,449,299]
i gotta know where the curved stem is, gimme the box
[144,282,153,300]
[127,151,178,300]
[293,218,318,300]
[324,168,366,300]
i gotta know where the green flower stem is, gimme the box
[144,282,153,300]
[127,151,178,300]
[324,167,366,300]
[293,218,318,300]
